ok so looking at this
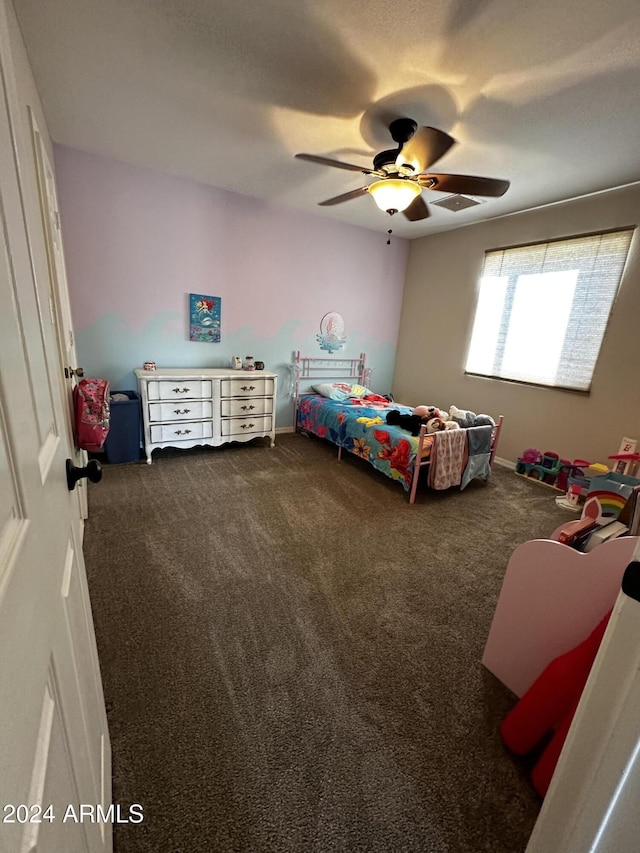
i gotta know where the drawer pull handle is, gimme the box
[175,429,192,436]
[174,408,191,414]
[240,423,255,430]
[241,404,255,411]
[240,385,256,391]
[172,387,191,394]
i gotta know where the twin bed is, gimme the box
[292,352,503,504]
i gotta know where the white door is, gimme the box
[29,110,89,525]
[0,7,111,852]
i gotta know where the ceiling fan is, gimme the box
[295,118,510,221]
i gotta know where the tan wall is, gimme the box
[394,185,640,466]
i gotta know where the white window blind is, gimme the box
[465,229,634,391]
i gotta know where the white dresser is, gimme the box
[135,368,278,464]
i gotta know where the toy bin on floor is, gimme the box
[104,391,141,463]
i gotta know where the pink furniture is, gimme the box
[500,611,611,796]
[482,532,639,697]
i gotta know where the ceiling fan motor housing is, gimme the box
[388,118,417,144]
[373,149,399,171]
[373,118,419,173]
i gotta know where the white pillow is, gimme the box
[312,382,373,400]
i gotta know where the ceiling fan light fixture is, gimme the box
[368,179,421,214]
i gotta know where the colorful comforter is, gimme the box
[297,395,434,492]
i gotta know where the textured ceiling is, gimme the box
[12,0,640,239]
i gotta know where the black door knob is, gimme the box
[66,458,102,491]
[64,366,85,379]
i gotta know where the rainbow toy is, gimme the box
[583,471,640,523]
[584,490,628,521]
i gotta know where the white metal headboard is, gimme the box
[291,350,368,429]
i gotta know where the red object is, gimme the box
[557,516,599,544]
[556,459,573,492]
[530,695,582,797]
[500,610,612,796]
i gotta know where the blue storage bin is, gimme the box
[104,391,141,463]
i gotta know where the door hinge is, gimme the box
[48,295,56,326]
[54,210,61,230]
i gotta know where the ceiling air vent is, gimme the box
[432,195,485,212]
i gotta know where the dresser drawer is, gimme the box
[221,415,272,437]
[148,401,213,422]
[147,380,212,401]
[150,421,213,443]
[220,377,274,398]
[220,397,273,417]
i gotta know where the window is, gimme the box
[465,229,634,391]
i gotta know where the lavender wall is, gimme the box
[53,145,409,427]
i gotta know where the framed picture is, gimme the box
[189,293,221,342]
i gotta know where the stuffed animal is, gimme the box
[426,417,446,433]
[449,404,495,428]
[413,404,447,420]
[449,405,477,428]
[386,409,424,436]
[474,414,495,427]
[387,407,465,436]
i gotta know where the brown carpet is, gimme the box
[83,432,575,853]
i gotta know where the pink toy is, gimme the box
[413,405,443,419]
[609,452,640,478]
[566,484,582,506]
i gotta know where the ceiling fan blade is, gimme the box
[403,195,429,222]
[295,153,381,175]
[318,186,370,206]
[419,173,510,197]
[395,127,455,174]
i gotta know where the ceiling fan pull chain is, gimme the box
[387,229,392,245]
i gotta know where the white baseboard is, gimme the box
[276,426,295,434]
[494,456,516,470]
